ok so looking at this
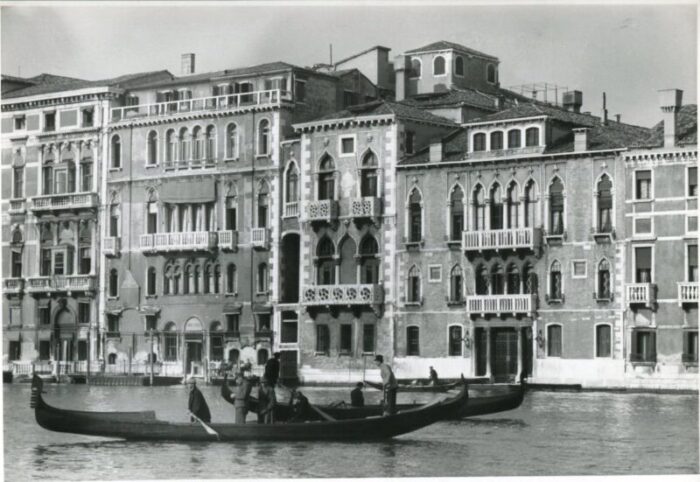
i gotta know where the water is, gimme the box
[4,383,698,480]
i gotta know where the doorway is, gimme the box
[185,340,202,375]
[491,328,518,382]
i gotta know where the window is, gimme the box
[407,266,421,303]
[408,189,422,243]
[264,77,288,92]
[597,175,613,233]
[39,341,51,360]
[178,127,190,163]
[340,324,352,354]
[226,196,237,230]
[286,163,300,202]
[147,267,157,296]
[13,167,23,198]
[409,58,422,78]
[572,260,587,279]
[549,177,564,235]
[490,183,503,230]
[39,306,50,325]
[227,264,237,293]
[506,182,519,229]
[473,185,485,231]
[490,263,504,295]
[164,323,178,361]
[688,245,698,282]
[316,324,330,354]
[634,247,652,283]
[490,131,503,151]
[449,326,463,356]
[450,265,464,302]
[258,119,270,155]
[316,237,335,285]
[683,331,698,363]
[145,315,157,331]
[111,135,121,168]
[40,249,51,276]
[635,170,652,200]
[433,56,446,76]
[525,127,539,147]
[281,311,298,343]
[429,265,442,282]
[226,314,240,334]
[9,341,21,361]
[631,330,656,363]
[407,326,420,356]
[360,152,378,197]
[507,129,521,148]
[191,126,203,161]
[359,236,380,284]
[44,112,55,132]
[294,79,306,102]
[257,263,268,293]
[405,131,415,154]
[107,314,120,334]
[109,205,120,237]
[487,64,497,83]
[166,129,176,165]
[147,131,158,166]
[11,250,22,278]
[82,108,94,127]
[14,116,26,130]
[450,186,464,241]
[257,187,269,228]
[343,91,358,107]
[211,332,224,361]
[318,155,335,201]
[473,133,486,152]
[549,261,562,300]
[689,167,698,197]
[597,259,611,299]
[363,324,375,353]
[506,264,520,294]
[108,353,117,365]
[42,164,53,195]
[78,302,90,324]
[547,325,562,357]
[340,136,355,155]
[81,162,92,192]
[455,56,464,76]
[109,269,118,297]
[596,325,612,357]
[205,126,216,161]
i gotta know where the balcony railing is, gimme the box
[630,352,657,363]
[217,230,238,251]
[304,200,338,223]
[626,283,657,308]
[678,282,699,305]
[26,277,52,293]
[8,199,26,214]
[30,193,98,212]
[462,227,542,252]
[139,231,216,252]
[301,284,384,306]
[467,294,535,315]
[284,202,300,218]
[25,275,95,293]
[103,237,121,257]
[164,157,217,170]
[682,353,698,364]
[110,89,291,122]
[350,197,382,219]
[251,228,269,250]
[4,278,24,294]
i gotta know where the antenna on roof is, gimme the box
[330,44,333,65]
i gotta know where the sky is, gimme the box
[1,2,696,128]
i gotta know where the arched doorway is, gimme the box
[55,308,75,362]
[184,317,203,376]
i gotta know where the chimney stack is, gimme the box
[602,92,608,125]
[181,53,195,75]
[562,90,582,113]
[615,114,621,123]
[393,55,409,101]
[429,139,443,162]
[658,89,683,149]
[573,128,590,152]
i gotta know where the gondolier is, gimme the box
[187,378,211,423]
[374,355,398,416]
[230,372,253,424]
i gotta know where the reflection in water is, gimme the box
[451,417,528,428]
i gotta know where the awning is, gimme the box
[223,302,243,314]
[4,331,21,341]
[252,304,272,314]
[160,178,216,203]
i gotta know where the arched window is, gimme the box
[409,58,422,79]
[473,184,485,231]
[178,127,189,163]
[227,263,237,294]
[191,126,203,161]
[146,131,158,166]
[408,188,422,243]
[257,349,269,366]
[205,125,216,161]
[433,56,446,76]
[490,131,503,150]
[172,265,181,295]
[455,56,464,76]
[163,264,171,295]
[359,236,380,284]
[450,186,464,241]
[597,175,613,233]
[147,267,157,296]
[507,129,521,148]
[193,265,200,294]
[476,264,489,295]
[228,348,240,365]
[596,324,612,357]
[109,268,118,297]
[526,127,539,147]
[316,237,335,285]
[183,265,191,294]
[449,326,463,356]
[473,133,486,152]
[164,322,178,361]
[549,177,565,235]
[42,160,53,195]
[166,129,176,166]
[338,237,357,284]
[597,259,611,299]
[407,326,420,356]
[523,262,536,295]
[407,265,421,303]
[203,264,211,294]
[111,135,121,168]
[450,265,464,302]
[257,263,268,293]
[524,180,538,228]
[507,182,519,228]
[547,325,562,357]
[490,183,503,230]
[318,155,335,201]
[487,64,497,83]
[257,183,269,228]
[506,264,520,294]
[285,163,299,203]
[491,263,505,295]
[258,119,270,155]
[108,353,117,365]
[360,151,378,197]
[213,264,221,294]
[549,260,562,300]
[226,123,238,159]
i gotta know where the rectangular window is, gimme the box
[635,170,652,200]
[226,314,240,334]
[635,247,653,283]
[632,330,656,363]
[107,314,120,334]
[596,325,611,357]
[82,109,94,127]
[257,314,271,332]
[316,324,330,354]
[40,249,51,276]
[340,136,355,155]
[689,167,698,197]
[572,261,587,279]
[11,251,22,278]
[14,116,26,130]
[39,341,51,360]
[281,312,298,343]
[294,80,306,102]
[44,112,55,132]
[343,91,357,107]
[13,167,23,198]
[634,217,652,236]
[405,131,415,155]
[407,326,420,356]
[39,307,50,325]
[264,78,287,91]
[689,245,698,282]
[547,325,562,357]
[79,247,91,275]
[77,341,88,361]
[110,207,119,237]
[211,335,223,361]
[53,251,65,276]
[683,330,698,364]
[78,302,90,324]
[226,197,237,230]
[362,324,375,353]
[340,324,352,354]
[145,315,157,331]
[9,341,21,361]
[428,265,442,282]
[449,326,462,356]
[165,334,178,361]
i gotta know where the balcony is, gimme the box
[8,199,26,214]
[304,200,338,223]
[467,294,535,316]
[301,284,384,306]
[26,277,52,293]
[30,193,98,213]
[350,197,382,219]
[462,227,542,253]
[110,89,291,122]
[251,228,269,250]
[139,231,216,252]
[103,237,121,257]
[626,283,657,309]
[164,157,217,171]
[284,202,299,218]
[25,275,96,293]
[4,278,24,295]
[678,282,699,306]
[217,230,238,251]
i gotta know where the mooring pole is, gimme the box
[149,330,154,387]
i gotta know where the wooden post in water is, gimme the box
[149,330,154,386]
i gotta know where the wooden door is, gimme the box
[491,328,517,382]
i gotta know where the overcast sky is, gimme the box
[1,3,696,127]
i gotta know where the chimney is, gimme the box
[394,54,409,101]
[429,139,443,162]
[615,114,621,123]
[181,53,195,75]
[658,88,683,148]
[602,92,608,125]
[562,90,582,113]
[573,128,590,152]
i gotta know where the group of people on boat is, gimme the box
[187,354,401,425]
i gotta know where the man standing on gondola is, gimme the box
[187,378,211,423]
[264,352,281,387]
[231,371,253,424]
[257,376,276,424]
[374,355,398,416]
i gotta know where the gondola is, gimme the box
[30,374,468,442]
[221,374,526,421]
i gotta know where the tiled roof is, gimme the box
[1,74,37,85]
[400,128,469,165]
[472,102,606,127]
[405,41,498,61]
[636,104,697,148]
[401,88,499,111]
[312,100,458,126]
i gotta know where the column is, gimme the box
[92,142,98,192]
[467,201,473,231]
[72,221,79,275]
[519,196,526,229]
[485,200,491,230]
[516,327,523,379]
[90,220,97,275]
[485,327,492,378]
[544,195,550,232]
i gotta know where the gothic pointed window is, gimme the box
[598,259,611,299]
[550,260,562,300]
[473,185,485,231]
[360,151,378,197]
[318,155,335,201]
[359,236,380,284]
[407,265,421,303]
[490,183,503,230]
[450,186,464,241]
[316,237,335,285]
[597,175,613,233]
[408,189,422,243]
[549,177,565,235]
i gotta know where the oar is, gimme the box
[189,412,220,440]
[278,382,336,421]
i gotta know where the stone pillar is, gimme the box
[90,220,97,275]
[519,196,526,229]
[485,327,492,378]
[72,221,79,275]
[485,200,491,230]
[516,327,523,378]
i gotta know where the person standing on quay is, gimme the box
[374,355,398,416]
[187,378,211,423]
[264,352,281,387]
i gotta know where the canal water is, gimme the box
[3,382,698,480]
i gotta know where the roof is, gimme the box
[2,74,37,85]
[405,41,498,61]
[401,88,499,111]
[334,45,391,66]
[311,100,459,126]
[400,128,469,165]
[473,102,607,127]
[636,104,697,148]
